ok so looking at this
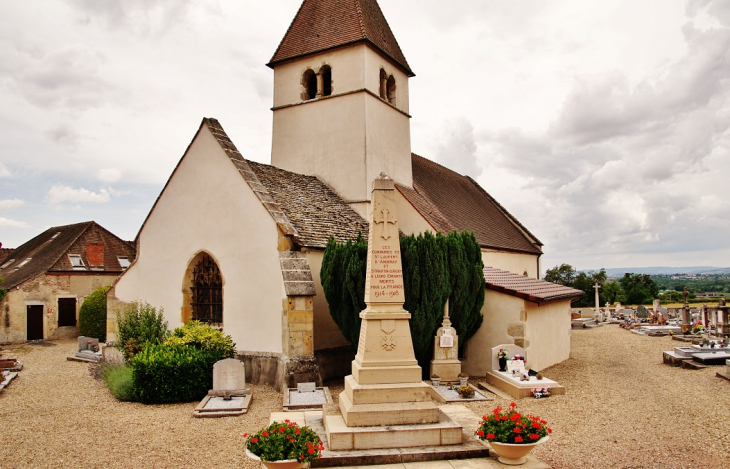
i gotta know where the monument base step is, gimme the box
[662,351,691,367]
[344,375,432,405]
[324,408,463,451]
[681,360,707,370]
[484,371,565,399]
[339,391,439,427]
[716,370,730,382]
[351,362,423,385]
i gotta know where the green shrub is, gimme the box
[165,320,236,360]
[131,343,219,404]
[79,287,109,341]
[99,360,135,401]
[116,302,169,361]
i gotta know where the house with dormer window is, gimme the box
[0,221,135,343]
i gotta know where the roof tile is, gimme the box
[483,266,584,304]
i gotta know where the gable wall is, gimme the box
[524,300,571,371]
[304,250,351,350]
[112,125,285,353]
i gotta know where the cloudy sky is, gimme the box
[1,0,729,272]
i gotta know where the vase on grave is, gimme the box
[489,437,549,466]
[499,357,507,372]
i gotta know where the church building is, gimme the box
[108,0,581,387]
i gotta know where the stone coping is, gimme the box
[430,384,492,403]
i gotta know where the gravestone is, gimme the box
[430,301,461,382]
[212,358,246,392]
[193,358,251,418]
[490,344,526,372]
[70,336,102,362]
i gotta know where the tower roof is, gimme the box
[268,0,414,76]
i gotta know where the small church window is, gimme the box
[190,253,223,326]
[379,69,388,99]
[303,69,317,101]
[320,65,332,97]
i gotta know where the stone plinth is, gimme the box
[430,304,461,382]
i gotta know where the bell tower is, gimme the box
[268,0,414,217]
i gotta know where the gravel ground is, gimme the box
[1,326,728,468]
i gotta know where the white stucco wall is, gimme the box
[461,290,524,377]
[482,250,539,278]
[113,125,285,354]
[304,250,351,351]
[524,300,572,371]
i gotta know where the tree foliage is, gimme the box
[544,264,606,307]
[116,301,169,361]
[0,275,7,303]
[78,286,109,341]
[618,273,659,305]
[321,231,485,374]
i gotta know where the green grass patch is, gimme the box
[100,361,135,401]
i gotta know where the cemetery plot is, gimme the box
[283,382,334,411]
[67,336,103,363]
[192,358,251,418]
[430,384,491,403]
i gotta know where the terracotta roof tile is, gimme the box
[0,221,136,289]
[398,154,543,255]
[269,0,413,76]
[483,266,584,304]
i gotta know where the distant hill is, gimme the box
[589,266,730,277]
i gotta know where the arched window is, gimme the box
[190,253,223,327]
[379,68,388,99]
[302,69,317,101]
[386,75,396,105]
[320,65,332,97]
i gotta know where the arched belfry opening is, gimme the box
[182,252,223,328]
[320,65,332,97]
[302,69,317,100]
[386,75,396,105]
[379,68,388,99]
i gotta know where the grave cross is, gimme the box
[373,207,397,240]
[594,283,601,317]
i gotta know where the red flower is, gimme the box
[486,433,495,439]
[532,423,541,429]
[529,434,539,440]
[515,436,523,443]
[501,416,508,421]
[540,419,547,425]
[262,431,269,437]
[308,449,315,454]
[514,427,522,433]
[548,428,553,434]
[477,430,484,436]
[510,402,517,408]
[242,433,248,438]
[482,415,488,421]
[306,442,313,448]
[251,438,258,444]
[295,429,300,435]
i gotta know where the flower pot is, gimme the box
[459,377,468,387]
[499,357,507,372]
[246,448,308,469]
[489,436,549,466]
[431,378,441,387]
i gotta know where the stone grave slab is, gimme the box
[430,384,492,403]
[693,351,730,366]
[283,384,334,411]
[486,344,564,398]
[716,359,730,382]
[0,371,18,392]
[192,358,251,418]
[0,357,23,371]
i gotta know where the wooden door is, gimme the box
[27,305,44,340]
[58,298,77,327]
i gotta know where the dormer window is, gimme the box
[118,257,131,270]
[302,69,317,100]
[17,258,31,268]
[0,258,14,270]
[69,254,86,270]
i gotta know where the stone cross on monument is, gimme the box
[593,283,601,321]
[681,287,691,334]
[324,174,463,451]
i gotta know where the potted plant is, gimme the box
[476,402,551,465]
[457,385,475,399]
[498,349,508,371]
[458,372,469,387]
[244,420,324,469]
[530,386,550,399]
[430,373,441,387]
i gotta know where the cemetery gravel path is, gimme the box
[2,327,729,468]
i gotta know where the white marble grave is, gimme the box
[193,358,251,418]
[485,344,565,399]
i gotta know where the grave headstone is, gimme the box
[490,344,526,372]
[297,382,317,393]
[212,358,246,392]
[430,300,461,382]
[71,336,102,362]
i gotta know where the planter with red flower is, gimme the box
[475,402,551,465]
[244,420,324,469]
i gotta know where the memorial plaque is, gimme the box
[439,333,454,348]
[506,359,525,374]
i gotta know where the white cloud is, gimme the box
[0,217,30,228]
[435,117,482,178]
[0,162,10,178]
[98,168,122,183]
[0,199,24,211]
[46,185,111,205]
